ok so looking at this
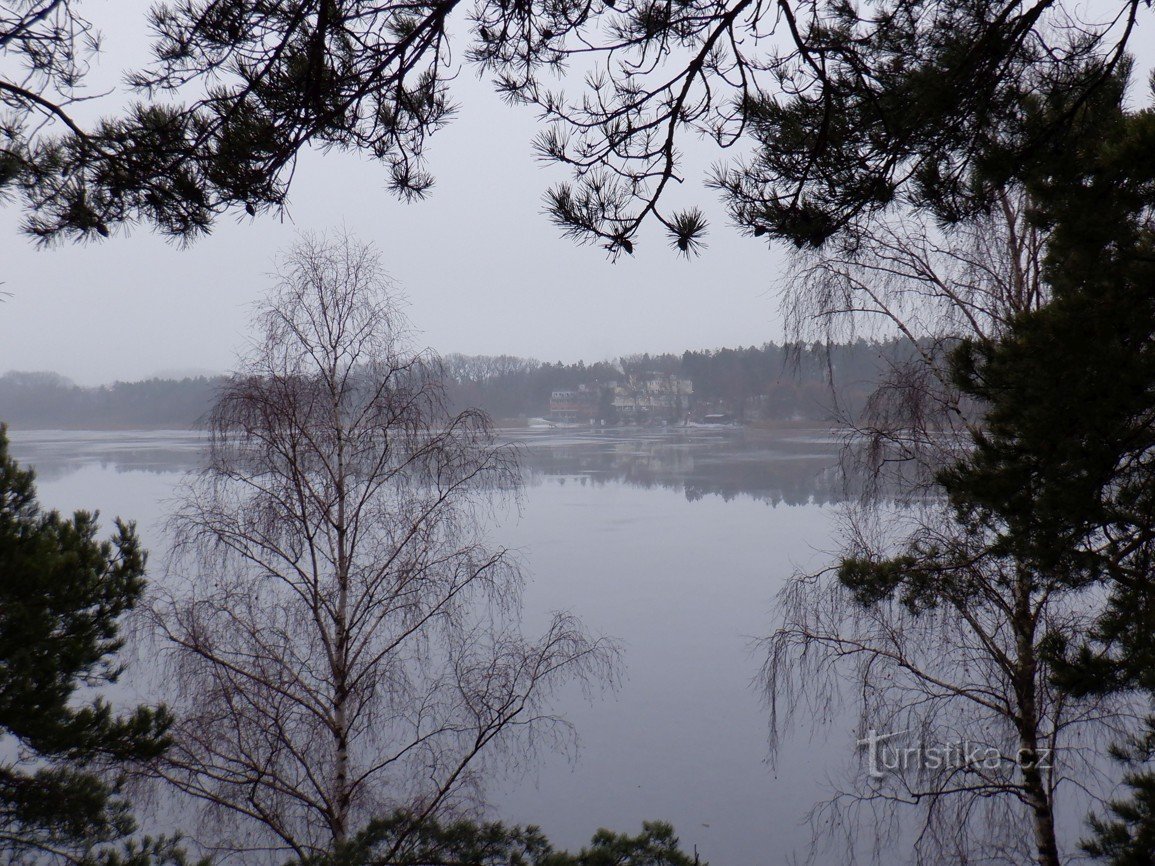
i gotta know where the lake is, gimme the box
[7,426,852,866]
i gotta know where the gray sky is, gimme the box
[0,3,790,386]
[7,3,1149,386]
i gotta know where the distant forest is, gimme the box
[0,340,915,429]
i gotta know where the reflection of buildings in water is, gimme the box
[519,429,848,506]
[609,438,695,482]
[9,428,921,508]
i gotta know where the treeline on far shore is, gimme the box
[0,339,917,430]
[0,371,223,430]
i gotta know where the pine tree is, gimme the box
[3,1,1149,249]
[0,424,173,862]
[828,67,1155,863]
[293,814,699,866]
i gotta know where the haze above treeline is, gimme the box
[0,339,918,430]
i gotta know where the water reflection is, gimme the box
[2,426,849,865]
[9,427,846,504]
[516,428,843,505]
[6,429,209,480]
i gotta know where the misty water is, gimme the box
[8,427,854,866]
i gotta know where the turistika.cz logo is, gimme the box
[856,728,1052,779]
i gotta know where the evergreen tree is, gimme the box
[1080,726,1155,865]
[2,0,1149,249]
[0,424,173,862]
[293,814,699,866]
[824,66,1155,863]
[933,66,1155,864]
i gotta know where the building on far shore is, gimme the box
[548,374,693,424]
[547,387,595,423]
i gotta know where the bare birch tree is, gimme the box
[147,232,615,861]
[784,186,1047,497]
[764,190,1137,865]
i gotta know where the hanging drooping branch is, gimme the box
[761,188,1139,865]
[147,232,616,860]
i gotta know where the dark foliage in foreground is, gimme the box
[0,424,175,862]
[291,814,700,866]
[3,0,1147,253]
[824,66,1155,865]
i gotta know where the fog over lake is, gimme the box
[7,427,854,866]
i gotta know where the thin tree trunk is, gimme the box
[1013,574,1061,866]
[332,388,352,847]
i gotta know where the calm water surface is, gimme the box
[8,427,852,865]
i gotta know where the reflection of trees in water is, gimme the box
[517,430,849,506]
[10,428,894,506]
[6,433,208,482]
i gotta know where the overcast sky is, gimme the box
[6,4,1151,386]
[0,3,793,386]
